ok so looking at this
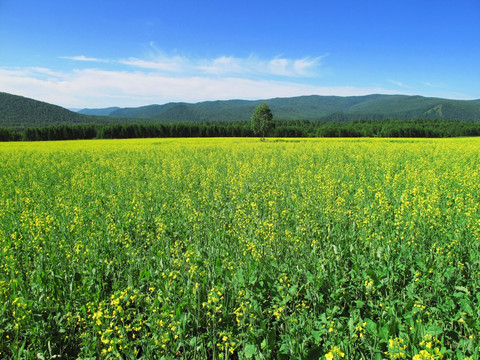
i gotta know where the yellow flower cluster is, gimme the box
[325,345,345,360]
[352,321,367,339]
[386,337,407,359]
[412,334,444,360]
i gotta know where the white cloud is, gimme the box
[119,56,188,72]
[268,58,289,76]
[267,56,325,77]
[197,56,251,75]
[388,79,409,88]
[0,65,400,108]
[119,53,326,78]
[61,55,108,62]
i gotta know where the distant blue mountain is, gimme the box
[78,107,120,116]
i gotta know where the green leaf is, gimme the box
[454,286,470,296]
[379,325,389,341]
[365,318,378,335]
[278,343,291,354]
[188,336,199,347]
[311,331,323,342]
[244,344,257,358]
[348,317,355,335]
[425,325,443,336]
[459,299,473,316]
[236,268,245,286]
[260,339,267,349]
[355,300,365,308]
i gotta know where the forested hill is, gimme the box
[2,92,480,129]
[83,94,480,122]
[0,92,91,128]
[0,93,141,129]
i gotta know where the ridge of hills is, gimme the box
[1,91,480,129]
[78,94,480,122]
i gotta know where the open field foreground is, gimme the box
[1,137,479,360]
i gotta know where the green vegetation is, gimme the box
[251,102,274,140]
[2,118,480,142]
[1,92,480,142]
[0,93,161,130]
[0,92,88,128]
[1,138,479,359]
[2,92,480,131]
[92,94,480,122]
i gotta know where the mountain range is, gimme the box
[1,91,480,128]
[79,94,480,122]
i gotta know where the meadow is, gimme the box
[0,137,479,359]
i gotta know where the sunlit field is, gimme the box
[1,137,479,359]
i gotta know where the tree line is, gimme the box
[1,119,480,142]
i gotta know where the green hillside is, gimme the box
[108,96,376,121]
[2,92,480,129]
[108,94,480,122]
[345,95,480,120]
[0,93,150,129]
[0,92,92,128]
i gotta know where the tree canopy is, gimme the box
[251,102,274,140]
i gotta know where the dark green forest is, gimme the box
[0,92,88,128]
[2,92,480,141]
[2,119,480,142]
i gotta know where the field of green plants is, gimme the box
[1,138,479,359]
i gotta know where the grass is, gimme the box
[0,137,479,359]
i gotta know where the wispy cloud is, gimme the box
[0,65,399,108]
[60,55,109,62]
[268,56,326,77]
[119,52,327,78]
[197,56,253,75]
[423,81,445,88]
[388,79,409,88]
[119,56,188,72]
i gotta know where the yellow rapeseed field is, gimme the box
[0,137,479,359]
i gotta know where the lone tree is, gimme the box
[251,102,274,141]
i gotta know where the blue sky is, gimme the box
[0,0,479,108]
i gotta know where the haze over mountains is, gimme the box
[1,91,480,129]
